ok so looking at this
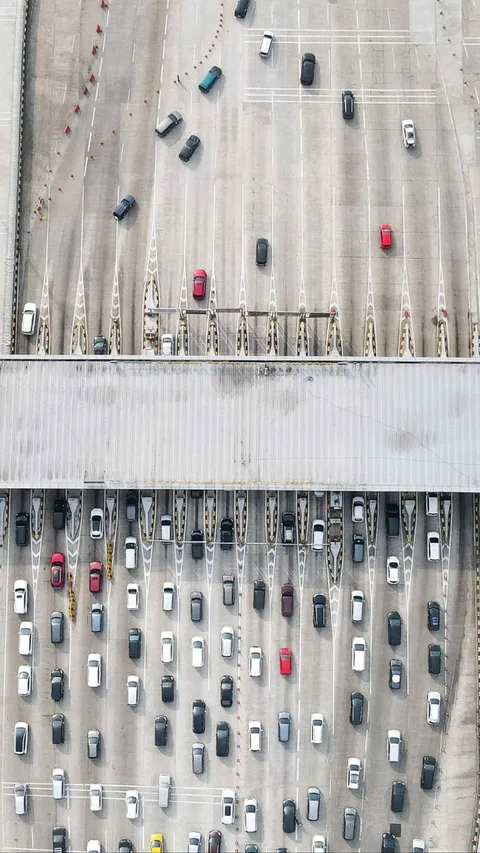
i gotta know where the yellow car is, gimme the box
[150,834,164,853]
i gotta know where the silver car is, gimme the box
[192,742,205,774]
[278,711,291,742]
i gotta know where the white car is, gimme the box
[412,841,425,853]
[89,784,103,812]
[347,757,361,789]
[126,583,139,611]
[220,626,234,658]
[311,518,325,551]
[17,664,31,696]
[402,119,416,147]
[188,833,202,853]
[126,675,140,706]
[90,508,104,539]
[86,842,102,853]
[351,637,367,672]
[248,646,263,677]
[386,556,400,585]
[312,836,327,853]
[351,496,365,523]
[13,580,28,614]
[259,30,274,57]
[21,303,37,335]
[221,788,236,825]
[311,713,324,744]
[161,630,174,663]
[163,581,174,611]
[244,797,258,832]
[427,690,441,725]
[191,636,205,668]
[18,621,33,656]
[87,653,102,688]
[161,333,174,355]
[125,789,139,819]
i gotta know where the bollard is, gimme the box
[74,104,80,113]
[88,73,95,82]
[92,44,97,54]
[64,125,70,134]
[96,24,102,32]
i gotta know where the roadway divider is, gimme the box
[67,571,76,621]
[106,539,113,581]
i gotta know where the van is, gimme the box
[387,729,401,762]
[52,768,66,799]
[234,0,250,17]
[160,515,173,542]
[426,493,438,515]
[253,579,266,610]
[248,720,261,751]
[14,783,28,815]
[427,531,440,561]
[351,590,364,623]
[158,773,171,807]
[125,536,138,569]
[260,31,273,57]
[127,675,140,706]
[306,787,320,821]
[222,575,235,605]
[198,66,222,93]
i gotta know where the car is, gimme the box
[188,833,202,853]
[388,610,401,645]
[402,119,416,148]
[191,530,204,560]
[220,626,234,658]
[15,512,29,546]
[386,502,400,535]
[249,646,263,676]
[427,690,441,724]
[234,0,250,17]
[87,653,102,688]
[347,757,361,789]
[352,637,367,672]
[156,110,182,137]
[163,581,174,610]
[300,52,316,85]
[161,630,174,663]
[245,846,258,853]
[352,533,365,562]
[278,711,291,742]
[426,492,438,515]
[190,590,203,621]
[192,742,205,774]
[279,647,292,675]
[282,798,296,833]
[13,580,28,614]
[129,628,141,659]
[312,593,327,627]
[150,834,165,853]
[222,574,235,605]
[52,713,65,744]
[311,712,324,744]
[281,583,294,616]
[391,780,405,812]
[220,517,234,549]
[192,699,206,734]
[193,269,207,300]
[179,134,200,162]
[90,603,104,632]
[427,600,440,631]
[306,786,320,821]
[19,620,34,654]
[281,511,295,544]
[380,224,392,248]
[93,335,107,355]
[192,636,205,667]
[14,722,28,754]
[208,830,222,853]
[113,194,136,220]
[428,643,441,674]
[161,333,174,356]
[343,807,357,841]
[158,774,171,807]
[90,508,104,539]
[244,797,258,832]
[50,612,64,644]
[52,826,67,853]
[89,784,103,812]
[352,496,364,522]
[221,789,236,824]
[312,837,327,853]
[342,89,355,118]
[253,579,266,609]
[427,530,440,560]
[420,755,436,790]
[89,561,103,592]
[155,714,168,746]
[51,668,65,701]
[21,303,37,335]
[382,833,396,853]
[255,237,268,265]
[125,790,139,819]
[312,519,325,551]
[127,583,139,610]
[50,553,65,588]
[198,65,222,92]
[17,664,31,696]
[118,842,133,853]
[248,720,261,751]
[386,556,400,585]
[86,841,101,853]
[260,30,274,56]
[389,659,402,689]
[350,691,364,725]
[125,491,138,521]
[216,721,230,756]
[126,675,140,705]
[161,675,175,702]
[412,841,425,853]
[221,675,233,707]
[53,498,68,529]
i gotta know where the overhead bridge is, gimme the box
[0,356,479,491]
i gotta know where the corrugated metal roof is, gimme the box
[0,356,478,491]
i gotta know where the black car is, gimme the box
[52,713,65,745]
[155,714,168,746]
[52,826,67,853]
[93,335,107,355]
[51,669,65,701]
[90,602,104,633]
[179,134,200,163]
[352,533,365,562]
[427,600,440,631]
[428,643,441,674]
[390,780,405,812]
[253,579,266,610]
[234,0,250,17]
[191,530,204,560]
[190,590,203,621]
[15,512,29,547]
[386,503,400,536]
[245,847,258,853]
[220,675,233,707]
[282,798,296,833]
[118,842,133,853]
[161,675,174,703]
[342,89,355,118]
[389,659,402,690]
[87,729,100,759]
[387,611,401,646]
[192,699,206,734]
[128,627,141,659]
[51,611,64,644]
[256,237,268,266]
[420,754,436,790]
[220,517,234,550]
[208,830,222,853]
[312,593,327,627]
[350,691,364,725]
[125,491,138,521]
[216,720,230,756]
[113,194,135,220]
[300,52,316,85]
[53,498,67,530]
[381,833,396,853]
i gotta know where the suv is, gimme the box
[93,335,107,355]
[14,722,28,754]
[387,611,401,645]
[278,711,291,742]
[281,583,294,616]
[179,135,200,163]
[113,194,136,220]
[52,713,65,744]
[282,798,296,833]
[382,833,396,853]
[128,628,141,659]
[312,593,326,627]
[221,789,236,824]
[156,111,182,137]
[191,530,204,560]
[342,90,355,118]
[90,603,104,632]
[53,827,67,853]
[427,600,440,631]
[255,237,268,265]
[220,675,233,707]
[216,721,230,756]
[420,755,436,789]
[51,611,64,644]
[51,668,65,701]
[161,675,174,703]
[428,643,441,674]
[87,729,100,759]
[390,780,405,812]
[352,533,365,562]
[253,579,266,610]
[154,715,168,746]
[300,52,315,85]
[234,0,250,16]
[222,575,235,605]
[281,511,295,544]
[192,700,206,734]
[15,512,29,547]
[190,591,203,621]
[125,492,138,521]
[386,503,400,536]
[220,517,234,550]
[53,498,67,529]
[350,691,364,725]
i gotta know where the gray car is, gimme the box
[343,807,357,840]
[192,742,205,774]
[90,603,104,633]
[87,729,100,759]
[50,611,64,644]
[278,711,291,742]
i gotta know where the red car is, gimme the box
[279,647,292,675]
[50,552,65,588]
[89,561,103,593]
[193,269,207,300]
[379,224,392,248]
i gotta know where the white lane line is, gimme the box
[132,43,136,63]
[120,142,124,162]
[91,106,96,128]
[414,45,420,67]
[84,156,89,177]
[162,39,166,62]
[95,82,100,103]
[464,43,469,58]
[387,9,392,28]
[62,85,67,104]
[71,35,76,53]
[98,56,103,78]
[127,89,131,110]
[164,13,168,35]
[475,86,480,103]
[106,7,110,25]
[102,32,107,50]
[391,47,396,69]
